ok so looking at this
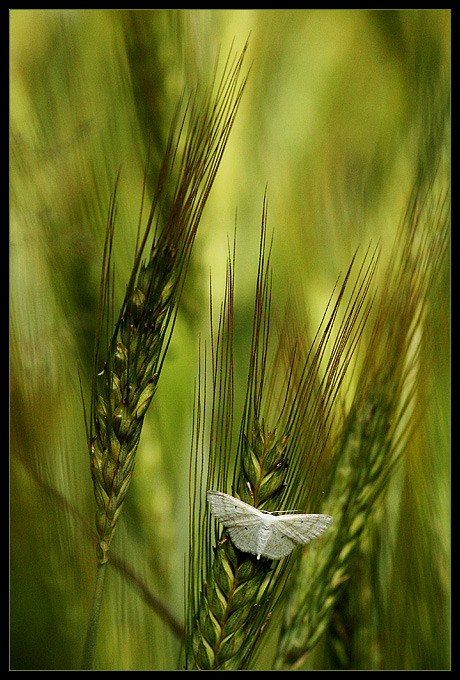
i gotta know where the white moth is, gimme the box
[207,490,333,560]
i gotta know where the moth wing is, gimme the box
[272,513,333,545]
[260,514,333,559]
[226,524,262,556]
[207,491,263,529]
[260,531,298,560]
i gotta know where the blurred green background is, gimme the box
[10,10,449,670]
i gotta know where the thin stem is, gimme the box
[81,560,108,670]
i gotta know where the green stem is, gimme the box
[81,559,108,670]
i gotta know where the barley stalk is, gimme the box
[186,200,378,670]
[82,43,249,669]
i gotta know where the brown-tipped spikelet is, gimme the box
[239,420,289,509]
[89,245,173,564]
[192,539,266,670]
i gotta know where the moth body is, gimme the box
[256,514,275,559]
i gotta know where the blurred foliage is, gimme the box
[10,9,449,670]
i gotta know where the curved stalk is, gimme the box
[81,560,108,670]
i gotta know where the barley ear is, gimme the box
[90,240,173,565]
[87,42,249,567]
[273,183,450,670]
[189,422,291,670]
[187,212,291,670]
